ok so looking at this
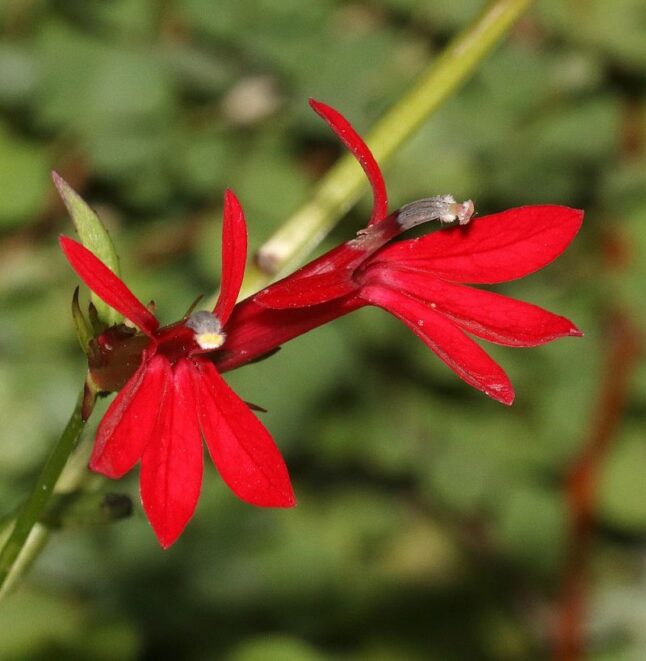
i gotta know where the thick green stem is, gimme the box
[239,0,533,298]
[0,390,87,592]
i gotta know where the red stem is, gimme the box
[554,311,641,661]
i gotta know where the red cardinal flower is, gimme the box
[60,191,295,548]
[58,99,583,546]
[251,100,583,405]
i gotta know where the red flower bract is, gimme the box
[60,190,295,548]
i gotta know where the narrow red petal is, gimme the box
[59,236,159,336]
[371,206,583,284]
[139,359,203,548]
[214,295,365,373]
[213,189,247,326]
[191,358,295,507]
[310,99,388,226]
[360,285,515,405]
[365,266,583,346]
[255,238,379,309]
[90,352,171,478]
[255,270,357,309]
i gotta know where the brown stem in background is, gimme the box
[554,311,641,661]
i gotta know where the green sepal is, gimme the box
[71,287,94,353]
[82,373,99,422]
[87,301,108,337]
[40,491,133,529]
[52,172,121,326]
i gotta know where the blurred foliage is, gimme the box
[0,0,644,659]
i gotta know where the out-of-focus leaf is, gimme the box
[599,427,646,533]
[72,0,157,38]
[234,130,310,230]
[495,486,566,573]
[0,123,48,227]
[0,44,39,107]
[33,19,108,129]
[163,44,236,96]
[80,50,174,131]
[41,490,133,529]
[0,588,83,658]
[538,0,646,70]
[173,127,233,199]
[226,635,331,661]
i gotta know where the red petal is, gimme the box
[365,266,582,346]
[215,295,365,373]
[255,269,357,309]
[191,358,295,507]
[90,352,171,478]
[59,236,159,336]
[213,190,247,325]
[372,206,583,284]
[139,359,203,548]
[310,99,388,226]
[360,285,515,405]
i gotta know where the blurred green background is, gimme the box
[0,0,645,659]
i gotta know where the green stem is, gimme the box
[0,390,87,593]
[239,0,533,298]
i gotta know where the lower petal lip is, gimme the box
[359,284,516,405]
[190,358,296,508]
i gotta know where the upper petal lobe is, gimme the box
[213,190,247,325]
[372,206,583,284]
[310,99,388,226]
[59,236,159,335]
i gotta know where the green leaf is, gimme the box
[0,123,49,228]
[226,635,330,661]
[52,172,122,326]
[0,588,83,658]
[599,427,646,534]
[0,44,39,107]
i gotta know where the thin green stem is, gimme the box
[0,527,49,599]
[238,0,533,298]
[0,390,87,593]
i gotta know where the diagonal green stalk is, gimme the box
[0,390,88,594]
[0,0,533,596]
[239,0,534,298]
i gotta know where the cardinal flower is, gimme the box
[58,99,583,547]
[249,100,584,405]
[60,191,295,548]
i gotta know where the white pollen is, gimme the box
[186,311,225,350]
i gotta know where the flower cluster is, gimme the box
[59,99,583,547]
